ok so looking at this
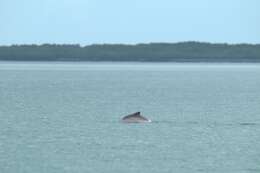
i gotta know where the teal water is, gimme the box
[0,62,260,173]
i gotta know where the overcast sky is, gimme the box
[0,0,259,45]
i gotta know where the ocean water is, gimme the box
[0,62,260,173]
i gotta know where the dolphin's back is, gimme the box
[121,112,151,123]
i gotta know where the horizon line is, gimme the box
[1,41,260,47]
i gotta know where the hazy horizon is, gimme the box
[1,41,260,47]
[1,0,260,45]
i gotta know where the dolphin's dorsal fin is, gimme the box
[121,112,151,123]
[133,112,141,116]
[122,112,141,120]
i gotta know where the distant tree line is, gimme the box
[0,42,260,62]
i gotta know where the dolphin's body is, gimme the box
[121,112,151,123]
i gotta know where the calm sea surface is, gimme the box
[0,62,260,173]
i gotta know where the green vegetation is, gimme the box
[0,42,260,62]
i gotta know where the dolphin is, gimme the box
[121,112,151,123]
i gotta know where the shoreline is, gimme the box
[1,60,260,64]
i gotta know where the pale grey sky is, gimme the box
[0,0,259,45]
